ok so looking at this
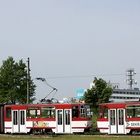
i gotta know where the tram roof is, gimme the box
[4,102,88,109]
[99,101,140,109]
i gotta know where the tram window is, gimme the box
[41,107,55,118]
[27,108,40,118]
[6,107,11,118]
[126,107,134,118]
[20,111,25,125]
[65,110,70,125]
[118,110,124,125]
[80,105,86,117]
[135,108,140,117]
[110,110,115,125]
[99,106,108,119]
[13,111,18,125]
[72,106,79,118]
[58,110,62,125]
[85,105,92,118]
[103,108,108,118]
[127,106,140,118]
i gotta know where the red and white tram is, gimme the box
[0,103,92,134]
[97,101,140,134]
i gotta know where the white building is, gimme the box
[109,88,140,102]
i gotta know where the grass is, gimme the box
[0,135,140,140]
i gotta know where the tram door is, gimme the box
[117,109,125,134]
[12,110,26,133]
[56,109,71,133]
[109,109,125,134]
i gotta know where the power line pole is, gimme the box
[126,68,136,89]
[27,57,30,104]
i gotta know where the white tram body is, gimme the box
[0,103,92,134]
[97,102,140,134]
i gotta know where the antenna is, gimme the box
[126,68,137,89]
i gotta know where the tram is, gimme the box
[0,103,92,134]
[97,101,140,134]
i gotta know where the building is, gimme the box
[109,88,140,102]
[109,68,140,102]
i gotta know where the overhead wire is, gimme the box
[45,73,126,79]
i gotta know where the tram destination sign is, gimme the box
[127,122,140,127]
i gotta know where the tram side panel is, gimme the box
[4,105,12,133]
[97,104,126,134]
[97,118,109,134]
[71,119,92,133]
[3,103,92,134]
[4,105,28,134]
[97,102,140,135]
[71,104,92,133]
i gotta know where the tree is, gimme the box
[0,57,36,104]
[84,77,112,108]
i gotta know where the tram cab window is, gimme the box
[41,107,55,118]
[126,106,140,118]
[72,106,79,118]
[6,107,11,118]
[27,108,40,118]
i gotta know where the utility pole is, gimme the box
[126,68,136,89]
[27,57,30,104]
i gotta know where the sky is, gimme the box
[0,0,140,102]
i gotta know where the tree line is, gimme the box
[0,57,112,108]
[0,57,36,104]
